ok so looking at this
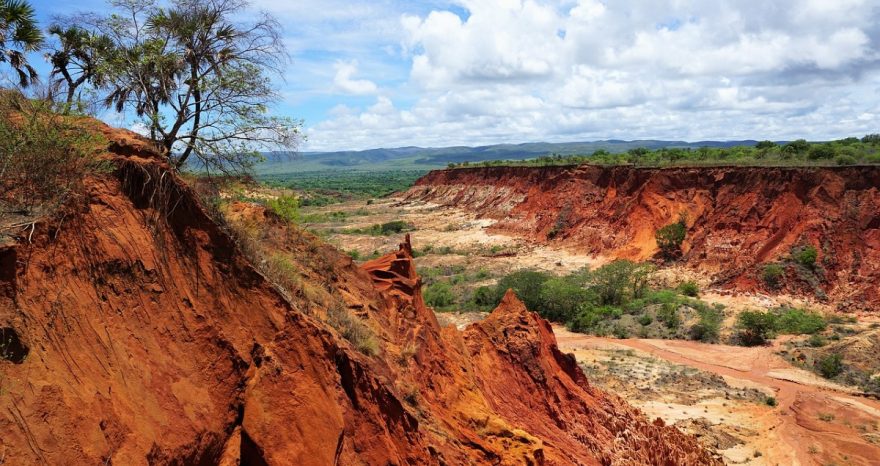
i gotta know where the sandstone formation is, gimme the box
[0,124,720,464]
[405,165,880,309]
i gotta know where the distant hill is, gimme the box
[256,139,767,174]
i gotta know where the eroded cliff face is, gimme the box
[405,165,880,309]
[0,125,719,465]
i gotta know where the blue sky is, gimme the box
[21,0,880,151]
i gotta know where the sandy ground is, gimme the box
[555,327,880,466]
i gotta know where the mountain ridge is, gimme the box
[258,139,770,173]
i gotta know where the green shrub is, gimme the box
[494,270,550,312]
[657,303,681,329]
[690,308,722,342]
[835,155,857,165]
[678,280,699,297]
[783,139,810,155]
[793,245,818,268]
[807,144,836,160]
[378,220,411,235]
[736,311,777,346]
[0,96,108,215]
[808,334,827,347]
[638,314,653,326]
[775,308,826,335]
[266,195,300,223]
[612,324,629,339]
[762,263,784,288]
[569,305,620,333]
[471,286,497,308]
[655,216,687,259]
[424,282,455,309]
[589,260,652,306]
[817,353,844,379]
[538,277,592,322]
[765,396,777,407]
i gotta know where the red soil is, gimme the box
[0,124,719,464]
[406,165,880,310]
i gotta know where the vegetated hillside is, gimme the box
[0,124,719,464]
[405,165,880,310]
[256,139,761,172]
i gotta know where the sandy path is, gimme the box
[554,327,880,466]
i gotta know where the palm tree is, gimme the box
[47,24,114,105]
[0,0,43,87]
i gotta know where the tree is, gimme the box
[755,140,777,150]
[862,134,880,144]
[92,0,301,172]
[494,270,549,312]
[46,24,114,106]
[817,353,843,379]
[588,260,651,306]
[655,213,687,260]
[735,311,776,346]
[782,139,810,156]
[0,0,43,87]
[538,277,591,322]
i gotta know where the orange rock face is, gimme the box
[406,165,880,309]
[0,126,720,464]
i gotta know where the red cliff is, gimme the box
[0,125,719,464]
[405,165,880,309]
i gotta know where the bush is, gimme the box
[793,245,818,269]
[807,144,836,160]
[775,308,826,335]
[783,139,810,155]
[471,286,497,308]
[678,280,699,297]
[495,270,550,312]
[835,155,857,165]
[736,311,777,346]
[655,216,687,259]
[690,308,722,343]
[638,314,653,326]
[765,396,777,407]
[378,220,411,235]
[808,334,827,347]
[266,195,299,223]
[657,303,681,329]
[762,263,784,288]
[569,305,620,333]
[0,95,107,215]
[817,353,843,379]
[589,260,652,306]
[424,282,455,309]
[538,277,592,322]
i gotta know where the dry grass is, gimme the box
[328,302,378,356]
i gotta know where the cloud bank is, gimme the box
[267,0,880,150]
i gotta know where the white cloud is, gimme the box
[332,60,379,95]
[288,0,880,151]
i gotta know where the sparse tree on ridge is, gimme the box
[46,24,114,107]
[70,0,301,173]
[0,0,43,87]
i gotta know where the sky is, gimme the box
[22,0,880,151]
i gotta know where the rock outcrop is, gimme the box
[0,124,720,464]
[405,165,880,309]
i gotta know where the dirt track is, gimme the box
[554,327,880,465]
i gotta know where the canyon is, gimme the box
[405,165,880,310]
[0,124,719,464]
